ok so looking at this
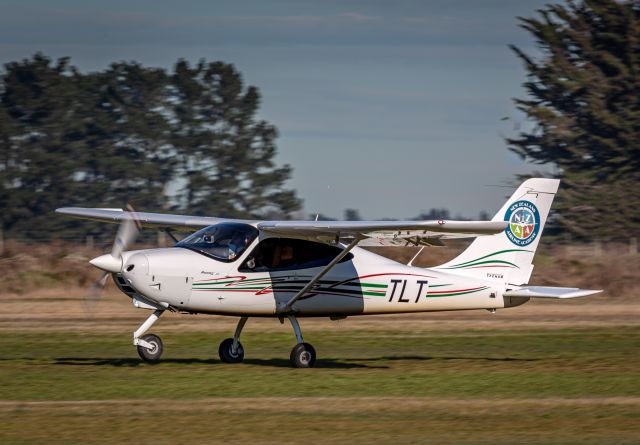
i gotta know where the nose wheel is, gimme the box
[133,309,165,364]
[136,333,163,363]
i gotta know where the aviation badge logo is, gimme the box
[504,200,540,246]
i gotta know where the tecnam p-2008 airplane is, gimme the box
[57,178,600,367]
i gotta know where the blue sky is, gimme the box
[0,0,551,219]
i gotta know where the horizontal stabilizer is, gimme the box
[503,286,602,299]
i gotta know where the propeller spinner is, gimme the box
[86,205,140,311]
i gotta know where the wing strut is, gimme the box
[277,237,361,314]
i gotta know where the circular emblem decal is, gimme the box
[504,200,540,246]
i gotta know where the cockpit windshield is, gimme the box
[176,223,258,262]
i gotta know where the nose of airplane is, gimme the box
[122,253,149,276]
[89,254,122,273]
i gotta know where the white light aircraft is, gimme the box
[57,178,600,367]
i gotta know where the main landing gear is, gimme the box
[218,317,247,363]
[287,315,316,368]
[216,315,316,368]
[133,310,316,368]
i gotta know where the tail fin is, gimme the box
[435,178,560,285]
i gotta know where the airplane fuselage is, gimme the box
[115,245,517,317]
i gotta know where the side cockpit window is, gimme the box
[239,238,353,272]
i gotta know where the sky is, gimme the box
[0,0,552,220]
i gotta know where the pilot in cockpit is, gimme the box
[228,232,251,260]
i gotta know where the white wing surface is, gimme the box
[56,207,507,244]
[55,207,249,229]
[257,220,508,245]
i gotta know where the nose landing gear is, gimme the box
[137,333,163,363]
[133,309,165,364]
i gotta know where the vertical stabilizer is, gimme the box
[434,178,560,285]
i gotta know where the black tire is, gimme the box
[218,338,245,363]
[290,342,316,368]
[137,333,163,363]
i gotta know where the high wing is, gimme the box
[257,220,508,245]
[56,207,507,245]
[55,207,251,229]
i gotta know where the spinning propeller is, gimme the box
[86,205,140,311]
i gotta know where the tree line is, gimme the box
[2,0,639,243]
[0,55,301,240]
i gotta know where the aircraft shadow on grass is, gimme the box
[54,357,217,367]
[52,355,537,368]
[53,357,387,369]
[369,355,540,362]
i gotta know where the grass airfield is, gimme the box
[0,288,638,444]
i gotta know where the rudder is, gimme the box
[434,178,560,285]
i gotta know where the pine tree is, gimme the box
[508,0,640,240]
[0,55,88,239]
[0,55,301,240]
[168,60,301,218]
